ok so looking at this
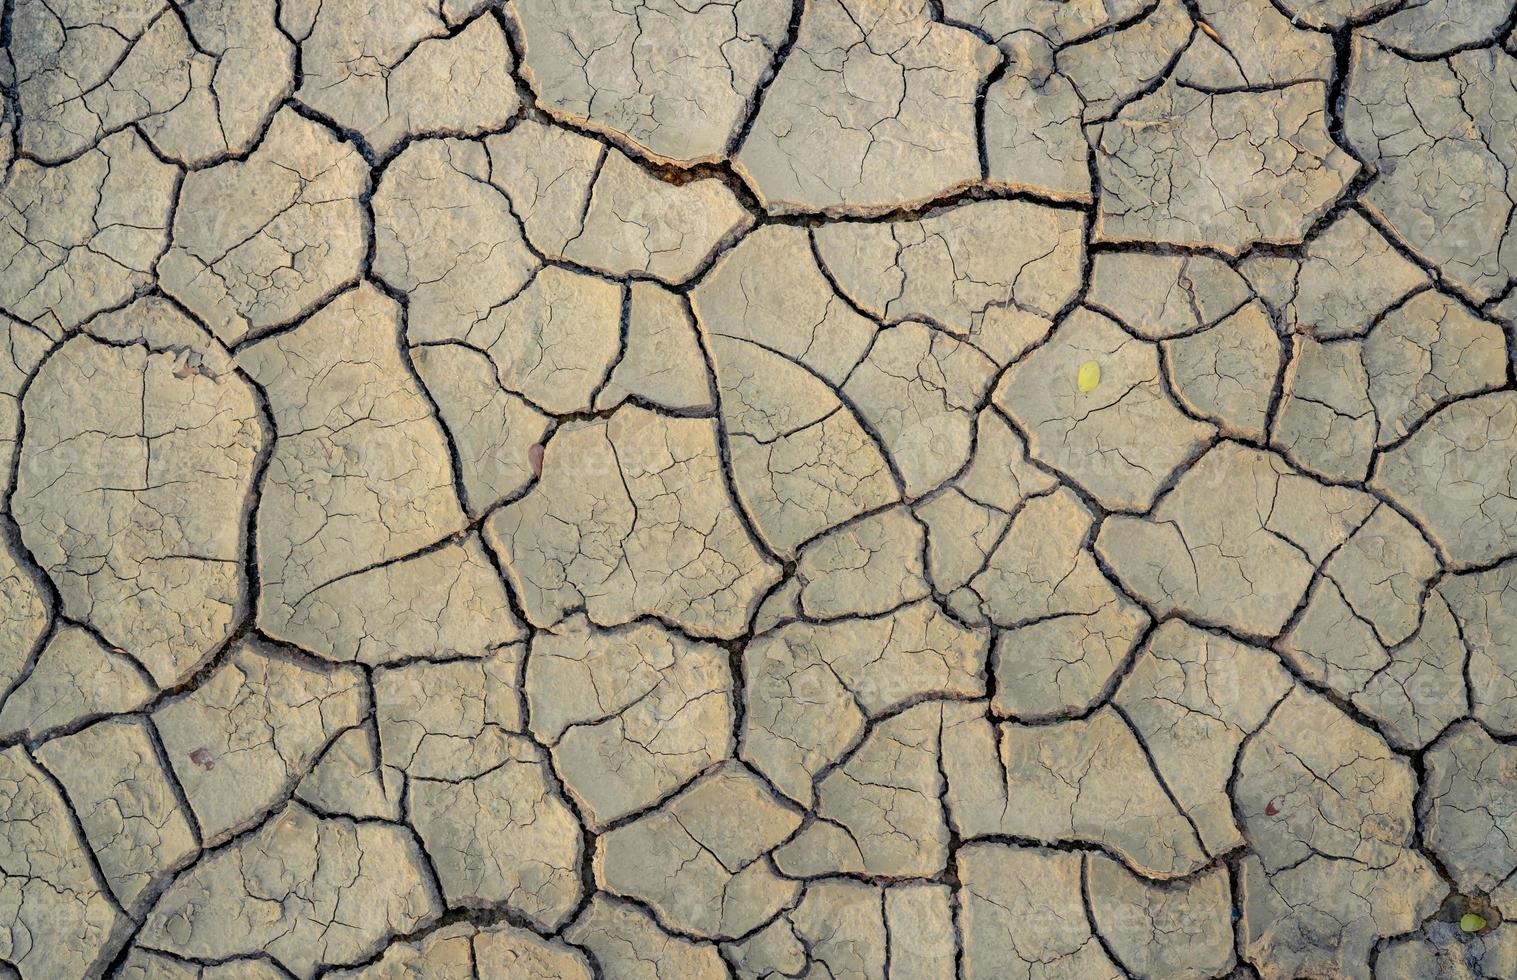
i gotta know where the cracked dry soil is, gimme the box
[0,0,1516,977]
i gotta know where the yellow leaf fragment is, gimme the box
[1077,360,1101,393]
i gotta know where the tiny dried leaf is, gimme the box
[1077,360,1101,392]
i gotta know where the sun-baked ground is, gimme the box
[1,0,1516,977]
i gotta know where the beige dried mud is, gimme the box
[6,3,1517,978]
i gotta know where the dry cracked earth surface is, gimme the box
[1,0,1517,977]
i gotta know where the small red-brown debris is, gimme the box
[1265,796,1283,817]
[528,443,545,478]
[189,748,215,771]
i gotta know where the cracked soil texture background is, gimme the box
[0,0,1516,977]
